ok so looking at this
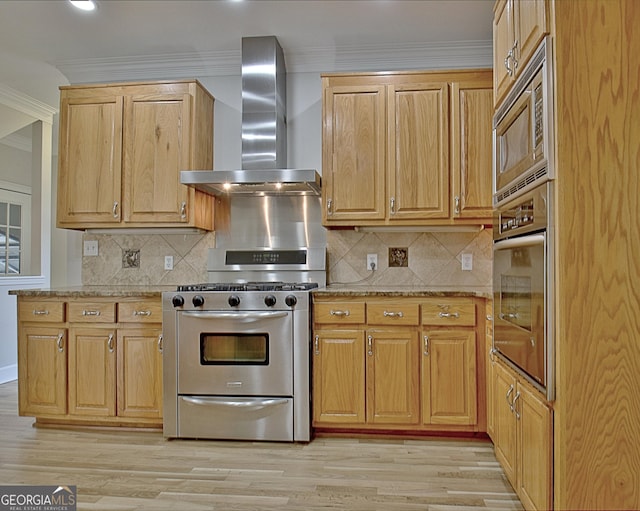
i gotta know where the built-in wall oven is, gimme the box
[494,36,554,205]
[493,182,554,399]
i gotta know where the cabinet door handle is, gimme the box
[423,335,429,356]
[82,310,101,316]
[506,384,514,412]
[390,197,396,215]
[180,201,187,219]
[157,334,163,353]
[511,40,519,71]
[367,335,374,356]
[454,195,460,214]
[513,391,521,419]
[107,333,115,353]
[383,310,404,318]
[438,311,460,319]
[314,335,320,355]
[112,201,119,218]
[56,333,64,353]
[504,50,513,75]
[133,310,152,317]
[488,347,497,362]
[330,309,350,317]
[32,309,50,316]
[327,198,333,215]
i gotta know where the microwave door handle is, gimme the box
[494,234,545,251]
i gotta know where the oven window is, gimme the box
[200,333,269,365]
[500,274,532,332]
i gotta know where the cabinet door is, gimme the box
[422,329,477,425]
[57,94,123,225]
[123,93,191,224]
[322,84,386,223]
[312,330,366,424]
[366,329,420,424]
[486,302,496,440]
[517,382,553,511]
[18,326,67,416]
[451,82,493,221]
[516,0,547,75]
[388,82,450,220]
[68,327,117,417]
[493,0,515,107]
[493,360,518,487]
[117,327,163,419]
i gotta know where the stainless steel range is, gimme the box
[162,246,325,442]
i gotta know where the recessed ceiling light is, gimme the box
[69,0,97,11]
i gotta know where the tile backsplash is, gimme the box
[82,232,216,286]
[326,228,492,289]
[82,228,492,290]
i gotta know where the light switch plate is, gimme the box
[461,253,473,271]
[83,240,98,256]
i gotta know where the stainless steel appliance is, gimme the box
[493,36,554,205]
[163,246,325,442]
[493,182,554,400]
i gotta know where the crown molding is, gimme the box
[54,40,492,83]
[0,83,57,122]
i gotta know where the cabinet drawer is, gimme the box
[118,300,162,323]
[367,302,420,326]
[314,302,365,324]
[422,298,476,326]
[18,300,65,323]
[68,302,116,323]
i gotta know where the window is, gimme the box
[0,188,31,276]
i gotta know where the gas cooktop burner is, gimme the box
[177,282,320,292]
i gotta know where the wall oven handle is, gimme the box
[181,311,289,321]
[180,396,289,411]
[494,234,545,250]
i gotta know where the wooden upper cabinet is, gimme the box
[493,0,548,108]
[322,84,386,223]
[57,80,214,230]
[322,69,492,227]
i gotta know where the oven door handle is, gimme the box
[180,396,289,411]
[180,311,289,321]
[493,233,545,250]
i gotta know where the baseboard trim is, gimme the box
[0,364,17,384]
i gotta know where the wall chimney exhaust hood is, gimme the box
[181,36,321,196]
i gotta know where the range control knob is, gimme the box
[285,295,297,307]
[172,295,185,308]
[228,295,241,307]
[192,295,205,307]
[264,295,277,307]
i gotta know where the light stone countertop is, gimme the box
[313,285,492,299]
[8,286,174,298]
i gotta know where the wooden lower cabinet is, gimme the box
[492,358,552,511]
[16,295,162,428]
[312,295,484,433]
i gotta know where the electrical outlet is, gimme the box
[461,253,473,271]
[83,240,98,256]
[367,253,378,271]
[164,255,174,271]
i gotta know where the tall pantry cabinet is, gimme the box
[56,80,214,230]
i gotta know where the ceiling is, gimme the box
[0,0,493,91]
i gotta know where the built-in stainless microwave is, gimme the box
[493,36,554,205]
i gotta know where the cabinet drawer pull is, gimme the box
[112,201,119,218]
[56,333,64,353]
[32,309,49,316]
[107,333,114,353]
[423,335,429,356]
[180,201,187,219]
[367,335,374,356]
[82,310,101,316]
[158,334,163,353]
[133,310,152,317]
[438,311,460,319]
[383,310,404,318]
[314,335,320,355]
[330,309,350,317]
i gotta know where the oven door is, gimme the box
[493,233,547,388]
[177,310,293,396]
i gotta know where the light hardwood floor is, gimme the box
[0,381,522,510]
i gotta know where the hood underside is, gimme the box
[181,35,321,196]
